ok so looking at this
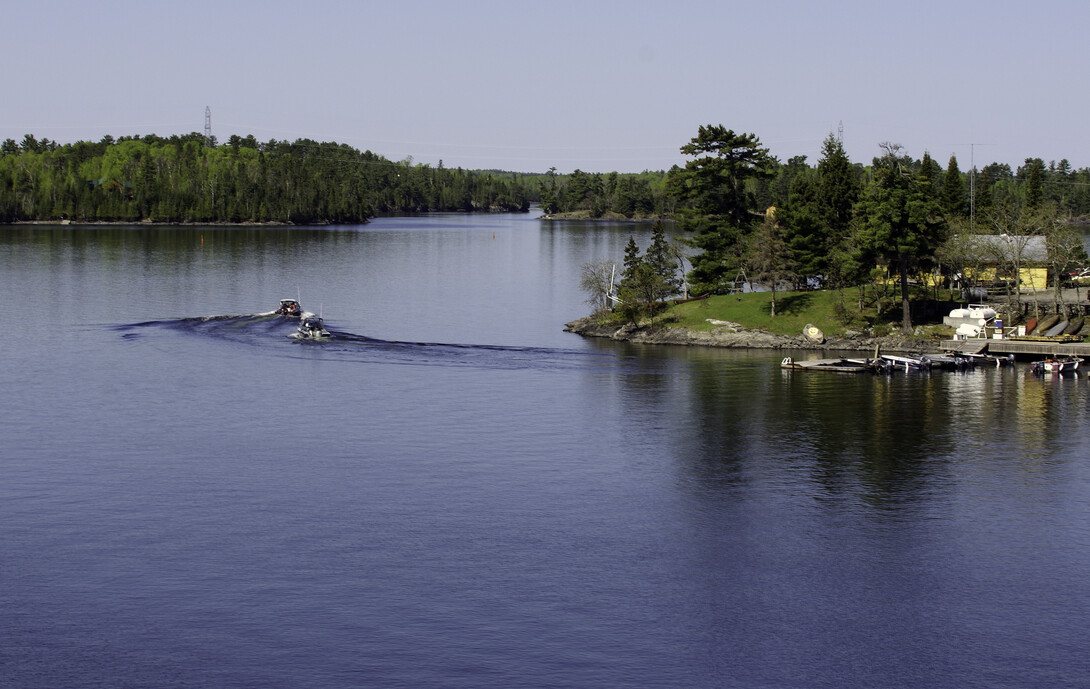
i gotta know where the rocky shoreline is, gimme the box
[563,316,946,355]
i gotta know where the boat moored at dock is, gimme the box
[878,354,931,372]
[1031,355,1083,374]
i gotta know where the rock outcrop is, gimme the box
[563,316,943,355]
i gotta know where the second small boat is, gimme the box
[291,316,331,340]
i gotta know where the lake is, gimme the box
[2,214,1089,688]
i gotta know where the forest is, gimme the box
[0,133,533,223]
[542,144,1090,223]
[5,130,1090,228]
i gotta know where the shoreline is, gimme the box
[563,316,945,355]
[4,219,337,227]
[538,211,668,222]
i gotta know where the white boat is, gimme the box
[275,298,302,317]
[1031,356,1083,374]
[879,354,931,372]
[961,353,1015,368]
[290,316,331,340]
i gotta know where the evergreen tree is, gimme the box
[917,152,942,198]
[617,234,674,327]
[622,236,642,282]
[748,211,797,317]
[667,125,775,294]
[855,143,947,333]
[1023,157,1045,209]
[644,221,681,297]
[769,155,808,206]
[777,170,824,286]
[816,133,858,236]
[941,154,966,217]
[777,134,858,288]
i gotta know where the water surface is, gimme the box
[2,216,1089,688]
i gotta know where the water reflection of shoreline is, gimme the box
[600,349,1090,507]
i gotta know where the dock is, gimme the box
[781,357,871,373]
[942,339,1090,357]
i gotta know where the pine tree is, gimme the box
[667,125,775,294]
[917,152,942,198]
[749,211,797,317]
[777,170,824,287]
[622,236,642,282]
[855,143,947,333]
[1023,158,1044,209]
[941,155,966,217]
[815,133,858,258]
[644,221,681,297]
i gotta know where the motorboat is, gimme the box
[920,354,972,371]
[290,316,331,340]
[275,298,302,317]
[961,353,1015,368]
[879,354,931,372]
[1031,356,1083,374]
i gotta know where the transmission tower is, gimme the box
[204,106,212,145]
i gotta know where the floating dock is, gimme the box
[781,357,872,373]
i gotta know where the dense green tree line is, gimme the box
[539,137,1090,225]
[538,169,671,218]
[0,133,531,223]
[596,125,1090,333]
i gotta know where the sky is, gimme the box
[3,0,1088,174]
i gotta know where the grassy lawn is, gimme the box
[648,287,960,338]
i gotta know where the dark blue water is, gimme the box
[3,216,1090,688]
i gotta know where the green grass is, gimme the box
[638,287,960,339]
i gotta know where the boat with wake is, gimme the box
[275,298,303,317]
[290,316,331,340]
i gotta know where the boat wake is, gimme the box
[114,314,616,371]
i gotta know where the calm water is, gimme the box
[2,215,1089,688]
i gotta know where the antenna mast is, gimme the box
[204,106,212,146]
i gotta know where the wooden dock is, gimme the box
[942,339,1090,357]
[781,357,871,373]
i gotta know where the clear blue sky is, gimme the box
[3,0,1086,173]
